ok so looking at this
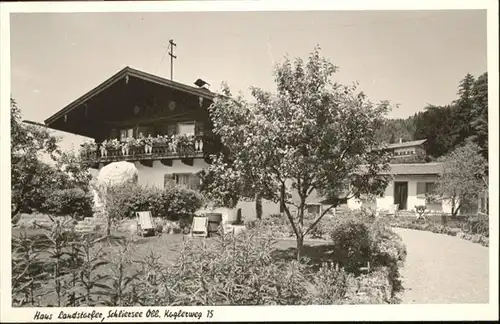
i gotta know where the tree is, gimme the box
[469,72,488,159]
[204,47,391,260]
[11,98,60,218]
[434,142,488,216]
[198,85,275,219]
[414,105,457,159]
[11,98,92,220]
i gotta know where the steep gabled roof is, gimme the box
[44,66,215,126]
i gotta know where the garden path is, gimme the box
[393,227,489,304]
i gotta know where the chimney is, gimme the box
[194,78,210,90]
[399,138,403,143]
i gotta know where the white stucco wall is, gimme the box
[346,174,451,213]
[132,158,209,188]
[95,158,281,221]
[393,147,416,155]
[377,175,441,211]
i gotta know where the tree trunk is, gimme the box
[107,217,111,236]
[296,234,304,262]
[255,194,262,220]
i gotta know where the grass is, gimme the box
[12,227,327,259]
[12,227,332,306]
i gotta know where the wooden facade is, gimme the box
[44,67,220,168]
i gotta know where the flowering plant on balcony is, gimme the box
[134,133,146,148]
[105,138,121,150]
[81,140,97,152]
[153,135,169,145]
[79,140,97,158]
[175,133,195,148]
[124,136,136,148]
[144,134,153,146]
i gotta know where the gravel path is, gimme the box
[393,227,489,304]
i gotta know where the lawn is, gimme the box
[11,227,328,266]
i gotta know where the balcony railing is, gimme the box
[80,135,205,164]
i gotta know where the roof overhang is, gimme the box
[44,66,215,127]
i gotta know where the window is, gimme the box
[177,122,195,135]
[165,173,201,190]
[425,182,436,194]
[417,182,436,196]
[120,128,134,141]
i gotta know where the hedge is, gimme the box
[103,183,204,222]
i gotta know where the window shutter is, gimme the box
[416,182,426,196]
[167,123,176,136]
[195,121,205,136]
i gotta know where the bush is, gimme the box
[325,211,406,299]
[329,218,372,273]
[42,188,93,219]
[463,213,489,237]
[258,213,294,238]
[103,183,204,222]
[12,221,406,307]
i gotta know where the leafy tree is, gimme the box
[11,98,92,220]
[434,142,488,216]
[198,85,275,219]
[11,98,60,218]
[204,47,391,260]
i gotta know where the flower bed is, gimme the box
[388,217,489,247]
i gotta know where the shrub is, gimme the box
[258,213,294,238]
[307,262,355,304]
[164,185,205,220]
[43,188,93,219]
[329,218,372,273]
[12,221,406,307]
[464,213,489,237]
[102,183,204,222]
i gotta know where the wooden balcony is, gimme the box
[81,137,206,166]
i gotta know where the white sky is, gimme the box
[10,10,487,153]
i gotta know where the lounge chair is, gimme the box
[191,216,208,238]
[136,211,156,237]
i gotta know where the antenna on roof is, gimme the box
[168,39,177,81]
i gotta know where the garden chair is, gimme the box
[136,211,156,237]
[191,216,208,238]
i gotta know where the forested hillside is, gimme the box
[376,72,488,160]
